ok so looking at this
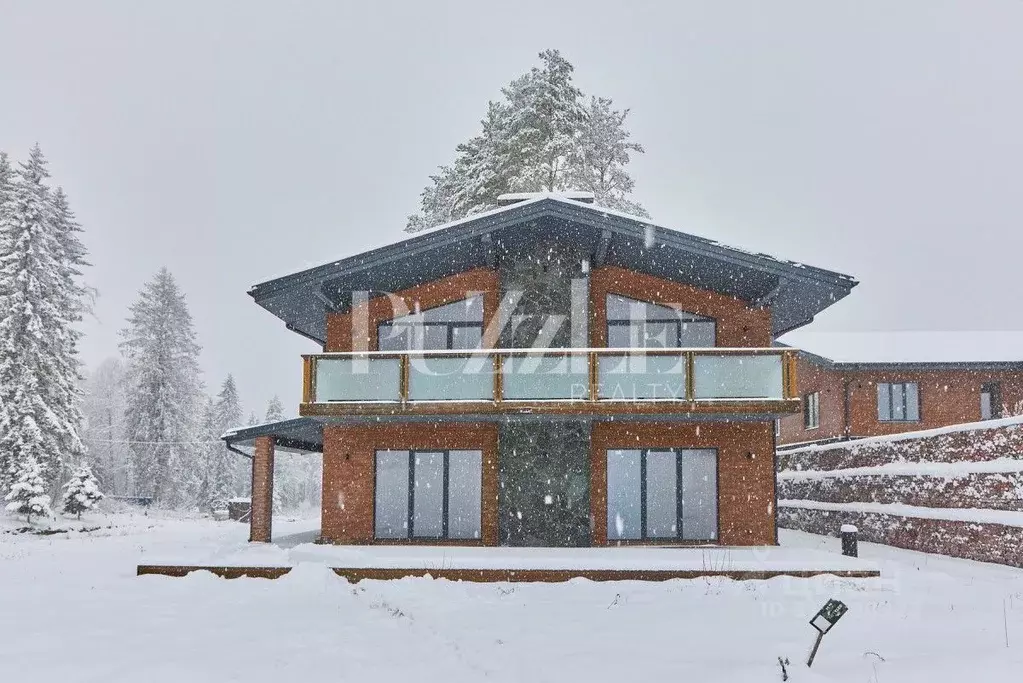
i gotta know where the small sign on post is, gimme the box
[807,599,848,667]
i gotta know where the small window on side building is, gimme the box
[981,382,1002,420]
[803,391,820,430]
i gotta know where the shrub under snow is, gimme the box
[5,457,53,522]
[61,462,105,520]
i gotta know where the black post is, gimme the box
[807,631,824,667]
[841,524,858,558]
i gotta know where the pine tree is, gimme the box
[568,97,649,217]
[61,461,104,520]
[119,268,204,506]
[81,358,129,496]
[0,146,86,492]
[5,455,52,522]
[210,375,242,504]
[265,395,285,422]
[406,50,646,232]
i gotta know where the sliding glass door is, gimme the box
[374,450,483,540]
[606,448,717,542]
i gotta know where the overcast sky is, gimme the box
[2,1,1022,418]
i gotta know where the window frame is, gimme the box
[373,449,483,541]
[605,447,719,543]
[980,382,1002,420]
[876,382,921,422]
[605,293,717,349]
[377,296,485,351]
[803,390,820,430]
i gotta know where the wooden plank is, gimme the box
[299,399,801,418]
[136,564,879,582]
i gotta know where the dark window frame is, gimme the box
[378,320,484,351]
[980,382,1002,420]
[373,449,482,540]
[803,391,820,430]
[605,294,717,349]
[605,447,719,542]
[877,382,921,422]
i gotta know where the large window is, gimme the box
[877,382,920,422]
[606,448,718,541]
[606,294,716,348]
[981,382,1002,420]
[378,296,484,351]
[374,450,483,540]
[803,391,820,429]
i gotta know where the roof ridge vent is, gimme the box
[496,191,595,206]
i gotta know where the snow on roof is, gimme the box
[779,330,1023,365]
[497,190,595,204]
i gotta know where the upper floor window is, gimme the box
[803,391,820,429]
[606,294,715,349]
[981,382,1002,420]
[378,296,484,351]
[877,382,920,422]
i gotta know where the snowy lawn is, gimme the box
[2,512,1022,682]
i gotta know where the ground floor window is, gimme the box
[374,450,482,540]
[877,382,920,422]
[606,448,718,542]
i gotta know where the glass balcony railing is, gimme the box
[304,348,797,406]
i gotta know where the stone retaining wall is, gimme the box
[778,417,1023,567]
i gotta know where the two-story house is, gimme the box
[223,194,857,547]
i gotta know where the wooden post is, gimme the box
[250,435,275,543]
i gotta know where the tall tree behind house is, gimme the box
[406,50,647,232]
[0,146,89,493]
[119,268,204,505]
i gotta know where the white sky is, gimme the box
[2,1,1022,418]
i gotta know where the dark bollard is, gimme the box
[841,524,858,557]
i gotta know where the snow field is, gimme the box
[2,512,1022,682]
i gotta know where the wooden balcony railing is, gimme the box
[300,348,799,417]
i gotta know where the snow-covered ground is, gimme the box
[3,511,1022,682]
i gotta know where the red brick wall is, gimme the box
[250,436,274,543]
[589,266,773,348]
[320,423,499,545]
[779,355,1023,445]
[325,268,501,352]
[590,421,777,546]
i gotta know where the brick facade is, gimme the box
[249,436,275,543]
[320,423,500,545]
[590,421,777,546]
[310,263,781,547]
[779,354,1023,446]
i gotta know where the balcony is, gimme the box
[300,348,799,418]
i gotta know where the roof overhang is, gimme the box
[222,418,323,455]
[248,197,858,343]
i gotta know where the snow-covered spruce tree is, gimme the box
[119,268,204,506]
[61,461,104,520]
[0,146,87,493]
[5,455,52,522]
[81,358,130,496]
[568,97,648,217]
[267,394,301,511]
[212,375,244,501]
[406,50,647,232]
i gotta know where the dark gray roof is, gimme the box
[248,197,858,343]
[222,418,323,454]
[776,343,1023,372]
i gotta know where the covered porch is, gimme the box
[222,418,324,544]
